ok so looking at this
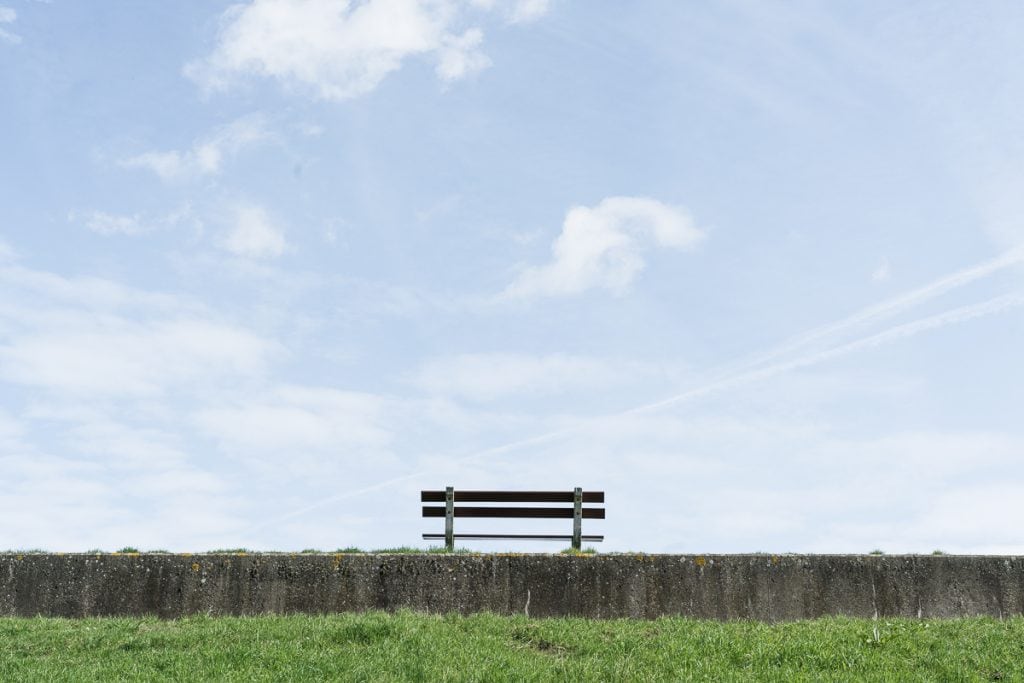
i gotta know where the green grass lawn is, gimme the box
[1,612,1020,682]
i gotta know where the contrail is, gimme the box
[247,251,1024,534]
[627,290,1024,416]
[249,292,1023,535]
[245,428,578,533]
[708,245,1024,380]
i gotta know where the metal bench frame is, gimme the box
[421,486,605,551]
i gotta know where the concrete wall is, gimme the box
[2,553,1023,621]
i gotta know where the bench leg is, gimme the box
[445,485,454,552]
[572,486,582,551]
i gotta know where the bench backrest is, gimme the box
[421,487,605,550]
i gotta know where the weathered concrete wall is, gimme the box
[2,553,1023,621]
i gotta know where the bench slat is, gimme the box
[421,490,604,503]
[423,533,604,541]
[423,506,605,519]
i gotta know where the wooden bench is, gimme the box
[421,486,605,551]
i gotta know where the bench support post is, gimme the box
[444,485,454,551]
[572,486,582,551]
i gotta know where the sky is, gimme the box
[2,0,1023,554]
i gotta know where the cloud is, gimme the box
[71,205,195,237]
[508,0,549,23]
[0,409,24,452]
[414,353,649,401]
[80,211,146,236]
[0,262,184,312]
[222,204,288,259]
[194,386,395,479]
[0,428,242,551]
[470,0,550,24]
[120,115,269,181]
[0,6,19,45]
[185,0,493,100]
[871,258,891,283]
[0,318,276,397]
[506,197,704,298]
[0,264,279,397]
[436,28,490,81]
[196,386,390,452]
[0,237,15,261]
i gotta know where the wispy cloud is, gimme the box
[120,115,269,181]
[0,262,285,549]
[70,204,195,237]
[185,0,516,100]
[222,203,288,259]
[414,353,653,401]
[0,264,279,397]
[0,237,15,261]
[194,385,393,477]
[0,6,20,45]
[82,212,146,236]
[0,318,277,397]
[508,0,549,24]
[871,258,891,283]
[435,27,490,82]
[470,0,551,24]
[505,196,704,298]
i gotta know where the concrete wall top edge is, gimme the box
[2,552,1019,558]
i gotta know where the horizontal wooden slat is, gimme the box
[420,490,604,503]
[423,534,604,541]
[423,506,604,519]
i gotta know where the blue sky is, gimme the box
[2,0,1023,553]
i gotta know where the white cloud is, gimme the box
[222,204,288,259]
[508,0,549,23]
[71,205,195,237]
[185,0,492,100]
[0,6,19,45]
[506,196,704,298]
[469,0,549,24]
[0,263,184,312]
[81,211,146,236]
[871,258,891,282]
[0,264,279,397]
[0,409,24,453]
[194,386,396,479]
[120,115,269,181]
[0,238,15,261]
[196,385,390,453]
[0,318,276,397]
[436,28,490,81]
[414,352,649,401]
[0,262,287,549]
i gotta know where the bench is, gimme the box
[421,486,605,551]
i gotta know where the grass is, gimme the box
[0,613,1021,681]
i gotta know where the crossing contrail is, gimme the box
[699,245,1024,382]
[246,249,1024,535]
[626,290,1024,416]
